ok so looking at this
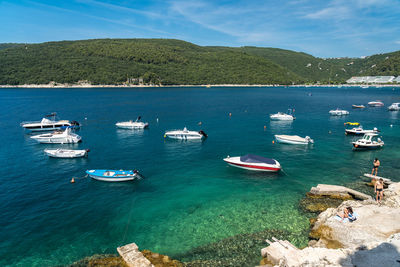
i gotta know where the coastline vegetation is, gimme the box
[0,38,399,86]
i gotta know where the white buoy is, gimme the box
[390,124,393,127]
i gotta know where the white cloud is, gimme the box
[304,6,351,20]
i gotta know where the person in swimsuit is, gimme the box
[375,178,384,204]
[337,207,354,221]
[371,158,380,177]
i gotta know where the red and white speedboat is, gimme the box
[223,154,281,172]
[368,100,384,107]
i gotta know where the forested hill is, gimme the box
[0,38,399,86]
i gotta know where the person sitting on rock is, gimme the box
[346,207,357,221]
[375,178,384,204]
[337,207,356,222]
[337,207,350,220]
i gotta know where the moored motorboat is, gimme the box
[345,126,379,135]
[274,135,314,145]
[270,109,295,121]
[116,116,149,129]
[44,149,89,158]
[21,113,80,132]
[329,109,349,116]
[223,154,281,172]
[164,127,207,140]
[352,133,384,150]
[352,105,365,109]
[368,101,384,107]
[30,128,82,144]
[86,169,141,182]
[388,103,400,111]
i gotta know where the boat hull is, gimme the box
[345,130,378,135]
[31,136,81,144]
[116,122,149,129]
[223,157,281,172]
[352,143,384,150]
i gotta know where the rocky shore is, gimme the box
[260,181,400,267]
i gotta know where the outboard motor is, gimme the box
[199,130,208,138]
[134,169,144,179]
[71,120,80,126]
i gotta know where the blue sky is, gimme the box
[1,0,400,57]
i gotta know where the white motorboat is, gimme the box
[388,103,400,111]
[345,126,379,135]
[368,101,384,107]
[270,109,295,121]
[30,128,82,144]
[352,133,384,150]
[329,109,349,116]
[116,116,149,129]
[86,169,141,182]
[21,113,80,132]
[274,135,314,145]
[223,154,281,172]
[44,149,89,158]
[164,127,207,140]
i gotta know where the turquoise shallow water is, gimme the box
[0,86,399,266]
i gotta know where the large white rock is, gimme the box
[260,182,400,267]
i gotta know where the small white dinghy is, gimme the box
[44,149,89,158]
[223,154,281,172]
[274,135,314,145]
[116,116,149,129]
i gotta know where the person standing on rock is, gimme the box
[371,158,380,177]
[375,178,384,204]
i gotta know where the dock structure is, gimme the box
[363,173,393,185]
[309,184,371,200]
[117,243,154,267]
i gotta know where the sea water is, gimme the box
[0,86,399,266]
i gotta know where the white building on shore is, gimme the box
[347,76,396,84]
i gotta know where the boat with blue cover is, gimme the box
[223,154,281,172]
[86,169,141,182]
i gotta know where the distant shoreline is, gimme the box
[1,84,399,88]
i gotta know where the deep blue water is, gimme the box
[0,86,399,266]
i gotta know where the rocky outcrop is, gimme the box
[308,184,371,200]
[260,182,400,267]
